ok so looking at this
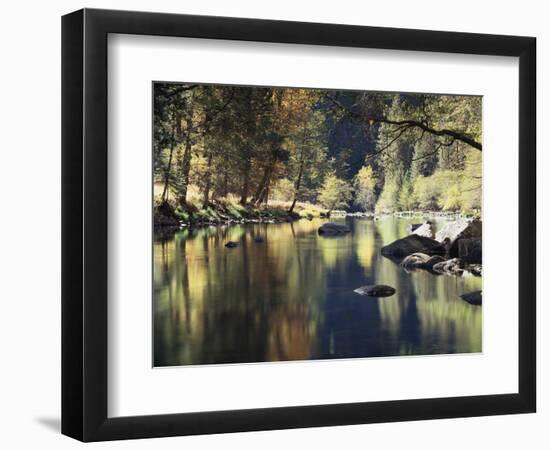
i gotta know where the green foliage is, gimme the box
[375,178,399,215]
[460,150,482,212]
[407,165,480,213]
[153,82,482,223]
[272,178,295,202]
[440,184,462,211]
[318,174,353,213]
[353,165,377,212]
[297,205,326,219]
[397,178,414,211]
[412,176,440,211]
[225,202,246,219]
[174,207,189,222]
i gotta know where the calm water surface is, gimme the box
[153,217,482,366]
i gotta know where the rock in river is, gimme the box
[401,252,429,269]
[318,222,351,236]
[408,220,434,239]
[354,285,396,297]
[460,291,482,305]
[381,235,446,259]
[432,258,466,275]
[435,218,482,256]
[458,238,482,263]
[401,253,445,271]
[253,236,265,243]
[225,241,239,248]
[467,264,482,277]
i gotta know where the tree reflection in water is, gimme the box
[153,218,482,367]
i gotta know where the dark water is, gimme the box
[153,217,482,367]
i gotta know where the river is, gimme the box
[153,217,482,366]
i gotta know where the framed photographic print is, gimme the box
[62,8,536,441]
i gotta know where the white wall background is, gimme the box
[0,0,546,448]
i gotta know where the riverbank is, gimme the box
[154,199,328,229]
[155,199,481,230]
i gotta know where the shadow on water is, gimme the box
[153,217,482,366]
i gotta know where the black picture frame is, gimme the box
[62,8,536,442]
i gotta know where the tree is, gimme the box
[272,178,295,202]
[398,178,414,211]
[353,165,377,212]
[276,89,327,213]
[153,83,198,205]
[411,175,438,211]
[329,91,482,152]
[375,178,399,215]
[460,149,482,212]
[152,82,482,222]
[318,174,352,215]
[440,183,462,211]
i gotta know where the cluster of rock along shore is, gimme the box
[317,218,482,306]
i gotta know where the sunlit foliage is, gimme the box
[153,83,481,217]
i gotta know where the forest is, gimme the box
[153,83,482,227]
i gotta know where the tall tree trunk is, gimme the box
[202,150,214,208]
[240,168,250,205]
[178,115,193,207]
[288,157,304,214]
[161,113,178,203]
[240,92,255,206]
[288,120,308,214]
[223,172,228,198]
[257,172,271,206]
[252,156,274,206]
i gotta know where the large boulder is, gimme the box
[458,238,482,263]
[354,285,396,297]
[435,219,482,256]
[381,235,447,259]
[318,222,351,236]
[408,221,434,239]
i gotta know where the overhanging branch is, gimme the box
[326,94,482,151]
[369,117,482,151]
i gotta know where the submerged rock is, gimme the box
[354,285,396,297]
[424,255,446,269]
[381,235,446,259]
[432,258,466,275]
[253,236,265,243]
[460,291,482,305]
[401,253,430,269]
[408,221,434,239]
[225,241,239,248]
[401,253,445,271]
[318,222,351,236]
[466,264,482,277]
